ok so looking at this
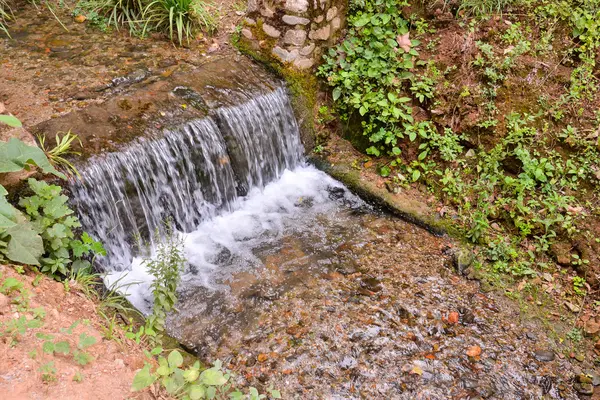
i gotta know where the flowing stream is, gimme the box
[69,86,582,399]
[70,87,365,312]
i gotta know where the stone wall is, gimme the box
[240,0,346,70]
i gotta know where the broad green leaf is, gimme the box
[332,87,342,101]
[0,138,65,178]
[42,341,55,354]
[379,165,391,177]
[270,390,282,399]
[412,170,421,181]
[0,115,22,127]
[0,193,18,225]
[157,365,170,376]
[54,341,71,355]
[1,277,22,293]
[6,223,43,266]
[132,364,156,391]
[229,391,243,400]
[168,350,184,368]
[189,385,206,400]
[200,369,227,386]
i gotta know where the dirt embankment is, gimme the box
[0,265,149,400]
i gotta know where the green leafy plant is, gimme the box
[572,275,587,296]
[132,350,281,399]
[0,0,12,37]
[40,361,57,383]
[142,0,195,45]
[319,0,419,157]
[18,179,106,278]
[37,131,83,178]
[457,0,517,17]
[142,231,185,339]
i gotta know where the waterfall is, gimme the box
[70,88,304,270]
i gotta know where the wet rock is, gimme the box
[451,248,474,275]
[534,349,555,362]
[339,356,357,370]
[526,332,537,341]
[360,277,382,292]
[262,24,281,38]
[282,15,310,25]
[283,29,307,46]
[574,382,594,395]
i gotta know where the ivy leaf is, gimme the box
[0,115,22,127]
[396,32,412,52]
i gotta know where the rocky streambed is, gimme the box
[2,7,599,400]
[177,210,597,399]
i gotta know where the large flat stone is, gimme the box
[309,25,331,41]
[285,0,308,13]
[283,29,307,46]
[282,15,311,25]
[31,56,282,160]
[262,24,281,38]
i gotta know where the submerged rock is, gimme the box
[534,349,555,362]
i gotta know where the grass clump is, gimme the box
[73,0,218,43]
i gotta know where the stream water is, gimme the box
[70,87,583,399]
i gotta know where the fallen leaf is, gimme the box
[410,366,423,375]
[447,311,459,325]
[396,32,412,52]
[466,345,482,358]
[257,353,268,363]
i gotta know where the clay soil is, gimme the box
[0,265,149,400]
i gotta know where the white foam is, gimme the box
[103,165,362,313]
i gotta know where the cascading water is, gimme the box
[71,88,304,270]
[71,87,364,313]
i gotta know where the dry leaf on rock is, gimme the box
[396,33,411,52]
